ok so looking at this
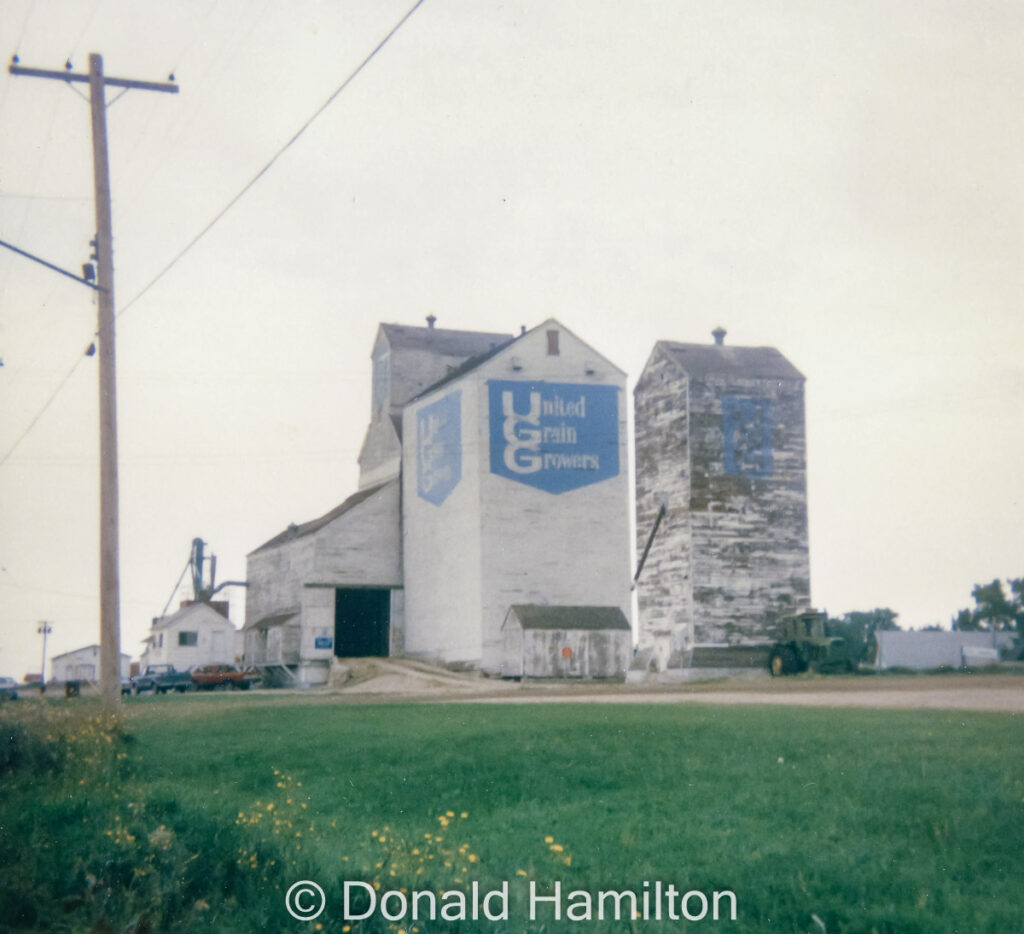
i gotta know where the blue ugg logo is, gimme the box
[417,391,462,505]
[488,381,619,494]
[722,396,773,479]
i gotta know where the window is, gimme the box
[178,631,198,647]
[547,330,560,355]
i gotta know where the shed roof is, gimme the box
[250,479,394,554]
[51,644,130,662]
[243,611,299,632]
[657,341,803,381]
[506,605,631,631]
[379,322,513,357]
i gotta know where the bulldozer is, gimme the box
[768,610,858,676]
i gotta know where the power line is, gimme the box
[0,348,90,467]
[0,0,427,468]
[117,0,427,321]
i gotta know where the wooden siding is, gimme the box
[244,480,402,669]
[634,341,810,664]
[402,322,633,673]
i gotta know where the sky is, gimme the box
[1,0,1022,680]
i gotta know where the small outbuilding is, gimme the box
[51,645,131,683]
[501,605,632,679]
[140,601,239,671]
[875,630,1013,670]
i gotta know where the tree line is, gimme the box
[951,578,1024,634]
[822,577,1022,663]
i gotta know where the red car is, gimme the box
[190,664,259,691]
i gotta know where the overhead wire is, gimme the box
[113,0,258,210]
[0,74,68,311]
[109,0,220,204]
[0,0,428,468]
[117,0,427,322]
[0,348,91,467]
[114,0,285,219]
[66,0,104,68]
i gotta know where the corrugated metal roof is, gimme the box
[507,605,631,631]
[250,479,395,554]
[380,322,513,357]
[659,341,803,380]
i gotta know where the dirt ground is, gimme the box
[327,659,1024,712]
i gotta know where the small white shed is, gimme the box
[875,630,1012,670]
[501,605,632,679]
[51,645,131,682]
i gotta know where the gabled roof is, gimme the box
[150,601,236,633]
[51,644,130,662]
[411,317,625,402]
[505,605,631,631]
[379,323,513,357]
[250,479,395,555]
[656,341,803,381]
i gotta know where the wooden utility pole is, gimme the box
[10,55,177,711]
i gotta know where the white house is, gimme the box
[51,645,131,682]
[140,601,239,671]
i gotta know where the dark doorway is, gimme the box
[334,588,390,657]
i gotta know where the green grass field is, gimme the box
[1,694,1021,933]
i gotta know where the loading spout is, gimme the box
[633,501,667,587]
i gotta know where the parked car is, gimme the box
[190,664,260,691]
[0,676,19,701]
[130,665,194,694]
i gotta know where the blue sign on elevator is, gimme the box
[722,396,773,479]
[488,380,619,494]
[417,390,462,505]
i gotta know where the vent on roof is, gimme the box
[426,314,437,329]
[712,327,727,346]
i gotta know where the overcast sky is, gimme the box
[1,0,1022,679]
